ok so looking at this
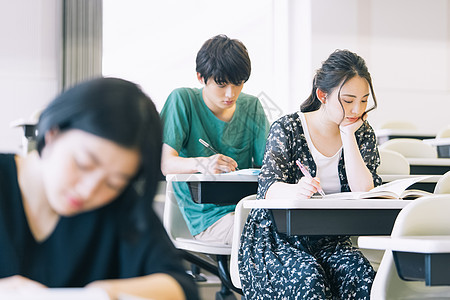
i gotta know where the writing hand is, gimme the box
[295,176,322,199]
[198,154,238,174]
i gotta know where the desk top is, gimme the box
[358,235,450,253]
[167,173,442,183]
[423,138,450,146]
[166,172,258,182]
[407,158,450,166]
[380,174,441,182]
[243,199,413,210]
[375,129,436,138]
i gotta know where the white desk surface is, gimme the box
[407,157,450,166]
[423,137,450,146]
[380,174,441,182]
[375,129,436,137]
[358,235,450,253]
[166,172,258,182]
[0,288,111,300]
[243,199,413,210]
[167,173,442,183]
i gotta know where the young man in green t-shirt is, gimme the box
[160,34,269,245]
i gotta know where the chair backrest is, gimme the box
[436,125,450,139]
[163,179,231,254]
[229,194,254,289]
[434,171,450,194]
[379,121,417,130]
[163,180,195,240]
[377,149,410,175]
[371,195,450,299]
[391,194,450,237]
[379,138,437,158]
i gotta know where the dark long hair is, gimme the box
[36,77,162,239]
[300,49,377,120]
[196,34,251,85]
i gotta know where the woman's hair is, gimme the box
[196,34,251,86]
[36,77,162,239]
[300,49,377,119]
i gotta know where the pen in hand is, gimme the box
[199,138,219,155]
[198,138,239,171]
[295,159,325,196]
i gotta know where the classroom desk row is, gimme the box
[166,173,442,236]
[167,173,443,206]
[166,173,450,287]
[375,129,436,145]
[359,235,450,286]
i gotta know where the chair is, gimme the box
[378,121,417,130]
[229,195,254,289]
[377,149,410,175]
[436,125,450,139]
[365,195,450,299]
[9,108,42,156]
[434,171,450,194]
[379,138,437,158]
[163,180,241,299]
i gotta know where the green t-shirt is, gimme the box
[160,87,269,235]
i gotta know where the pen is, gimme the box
[295,159,325,196]
[199,138,219,155]
[198,138,239,170]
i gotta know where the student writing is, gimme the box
[0,78,198,300]
[238,50,383,299]
[160,34,269,245]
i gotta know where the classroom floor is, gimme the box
[196,271,241,300]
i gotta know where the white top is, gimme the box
[299,112,342,194]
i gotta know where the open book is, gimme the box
[317,175,433,200]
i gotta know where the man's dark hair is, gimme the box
[196,34,251,85]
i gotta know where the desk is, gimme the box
[358,235,450,286]
[166,173,258,205]
[375,129,436,145]
[380,174,441,193]
[166,173,441,204]
[424,138,450,158]
[407,158,450,175]
[244,199,412,236]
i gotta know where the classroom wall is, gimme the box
[0,0,60,153]
[1,0,449,153]
[306,0,450,132]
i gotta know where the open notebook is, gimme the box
[316,175,433,200]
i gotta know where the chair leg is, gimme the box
[215,284,237,300]
[189,263,207,282]
[216,255,243,295]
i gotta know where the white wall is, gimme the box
[307,0,450,132]
[0,0,60,153]
[103,0,276,114]
[1,0,449,154]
